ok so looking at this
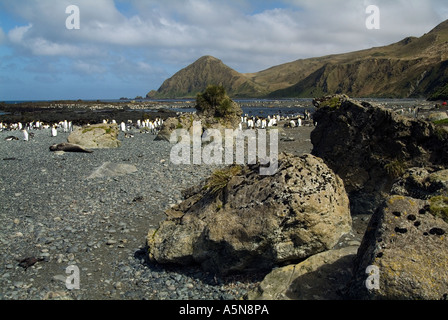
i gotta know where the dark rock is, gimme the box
[311,98,448,215]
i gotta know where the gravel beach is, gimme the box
[0,125,318,300]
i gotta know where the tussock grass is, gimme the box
[205,165,242,195]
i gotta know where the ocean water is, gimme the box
[169,106,312,117]
[1,99,314,118]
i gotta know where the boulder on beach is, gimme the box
[427,111,448,122]
[67,123,121,149]
[155,85,242,142]
[391,167,448,200]
[248,245,359,300]
[347,195,448,300]
[87,162,138,179]
[311,97,448,215]
[147,153,352,275]
[154,114,198,142]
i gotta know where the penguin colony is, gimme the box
[1,109,313,142]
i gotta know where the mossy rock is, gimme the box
[68,123,121,149]
[313,94,349,109]
[429,195,448,223]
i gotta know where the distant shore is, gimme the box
[0,99,315,126]
[0,97,438,126]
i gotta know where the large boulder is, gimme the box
[427,111,448,122]
[347,195,448,300]
[155,85,243,142]
[391,167,448,200]
[147,153,352,275]
[154,113,199,142]
[68,123,121,149]
[248,246,358,300]
[311,97,448,214]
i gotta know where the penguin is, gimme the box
[5,136,19,141]
[51,126,58,137]
[22,129,29,141]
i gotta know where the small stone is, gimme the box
[106,239,117,245]
[53,275,66,283]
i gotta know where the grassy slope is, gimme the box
[149,20,448,99]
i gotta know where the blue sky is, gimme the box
[0,0,447,101]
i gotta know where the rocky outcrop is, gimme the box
[67,123,121,149]
[147,153,352,275]
[347,195,448,300]
[391,167,448,200]
[311,97,448,214]
[154,114,198,142]
[248,246,358,300]
[308,95,448,300]
[156,86,243,142]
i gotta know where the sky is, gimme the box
[0,0,447,101]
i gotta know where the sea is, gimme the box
[0,98,315,118]
[0,97,430,118]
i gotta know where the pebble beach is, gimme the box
[0,125,316,300]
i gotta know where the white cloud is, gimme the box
[5,0,446,63]
[73,61,108,75]
[1,0,448,98]
[8,24,33,44]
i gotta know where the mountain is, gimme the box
[147,19,448,99]
[146,56,267,99]
[265,19,448,99]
